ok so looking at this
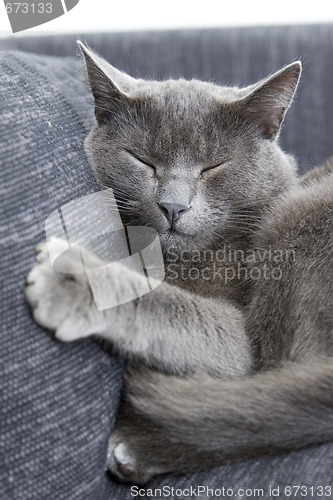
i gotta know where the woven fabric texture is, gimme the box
[0,52,123,500]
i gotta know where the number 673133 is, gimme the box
[5,2,53,14]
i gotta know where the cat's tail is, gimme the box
[123,358,333,470]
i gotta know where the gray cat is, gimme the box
[25,43,333,484]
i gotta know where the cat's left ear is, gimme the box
[77,41,137,122]
[240,62,302,140]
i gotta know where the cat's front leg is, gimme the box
[26,238,251,379]
[25,237,153,344]
[25,238,109,341]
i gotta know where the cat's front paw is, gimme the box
[25,238,98,342]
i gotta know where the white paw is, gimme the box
[107,434,140,482]
[107,430,159,484]
[25,238,98,341]
[114,443,138,475]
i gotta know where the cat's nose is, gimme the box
[159,202,189,224]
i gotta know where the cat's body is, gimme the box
[25,44,333,484]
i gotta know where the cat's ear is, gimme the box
[77,41,137,123]
[240,62,302,140]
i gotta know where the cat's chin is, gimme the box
[158,229,213,255]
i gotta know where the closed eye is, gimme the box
[200,160,229,179]
[126,149,156,172]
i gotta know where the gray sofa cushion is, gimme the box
[1,37,333,499]
[0,51,124,499]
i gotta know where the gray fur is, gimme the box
[25,43,333,484]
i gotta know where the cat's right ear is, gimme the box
[77,41,136,123]
[239,62,302,140]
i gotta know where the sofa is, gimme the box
[1,25,333,500]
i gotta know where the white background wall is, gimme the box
[0,0,332,35]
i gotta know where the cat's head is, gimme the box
[79,42,301,255]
